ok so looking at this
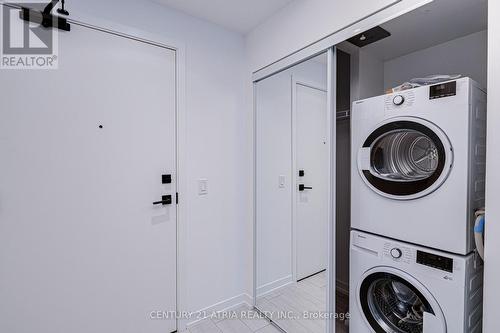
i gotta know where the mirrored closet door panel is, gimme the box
[254,49,340,333]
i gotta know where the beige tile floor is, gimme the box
[187,272,349,333]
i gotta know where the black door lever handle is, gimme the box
[153,195,172,205]
[299,184,313,192]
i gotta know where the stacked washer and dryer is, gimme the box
[349,78,486,333]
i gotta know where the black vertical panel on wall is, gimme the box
[336,50,351,112]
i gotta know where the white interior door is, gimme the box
[295,82,329,281]
[0,23,177,333]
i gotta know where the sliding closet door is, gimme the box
[254,47,337,333]
[0,21,177,333]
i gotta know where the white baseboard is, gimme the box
[256,275,293,298]
[179,293,253,331]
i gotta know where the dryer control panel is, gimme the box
[429,81,457,100]
[384,91,415,112]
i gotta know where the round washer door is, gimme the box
[357,267,446,333]
[357,117,453,200]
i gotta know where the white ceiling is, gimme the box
[154,0,294,34]
[362,0,488,60]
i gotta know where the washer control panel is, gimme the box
[417,250,454,273]
[383,242,413,264]
[383,242,455,273]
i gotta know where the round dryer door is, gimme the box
[357,117,453,200]
[358,269,446,333]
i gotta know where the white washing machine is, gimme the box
[349,230,483,333]
[351,77,486,255]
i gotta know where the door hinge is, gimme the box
[176,192,179,204]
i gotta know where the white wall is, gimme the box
[256,59,327,292]
[359,49,385,99]
[483,0,500,331]
[336,44,385,101]
[384,30,488,90]
[69,0,253,327]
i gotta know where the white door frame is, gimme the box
[291,76,328,283]
[326,47,337,333]
[3,5,188,331]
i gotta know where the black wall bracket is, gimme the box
[19,0,70,31]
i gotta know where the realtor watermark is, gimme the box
[1,1,59,69]
[149,309,350,321]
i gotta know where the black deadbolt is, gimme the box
[162,174,172,184]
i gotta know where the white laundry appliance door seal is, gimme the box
[356,116,453,201]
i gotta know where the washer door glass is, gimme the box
[359,120,451,199]
[360,272,435,333]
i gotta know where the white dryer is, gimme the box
[349,230,483,333]
[351,78,486,255]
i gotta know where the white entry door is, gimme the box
[295,82,329,281]
[0,22,177,333]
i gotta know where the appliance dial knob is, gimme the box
[393,95,405,105]
[390,248,403,259]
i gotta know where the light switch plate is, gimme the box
[198,179,208,195]
[279,175,286,188]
